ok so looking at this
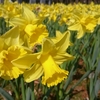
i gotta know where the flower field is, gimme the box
[0,1,100,100]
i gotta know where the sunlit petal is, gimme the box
[22,6,38,24]
[77,25,85,39]
[0,38,4,52]
[42,38,55,55]
[2,26,20,47]
[55,31,71,52]
[24,62,43,82]
[53,52,74,65]
[51,31,63,43]
[10,17,27,31]
[68,23,80,31]
[12,53,40,69]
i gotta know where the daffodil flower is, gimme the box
[9,5,38,31]
[0,2,22,19]
[0,26,28,80]
[9,5,48,47]
[12,31,74,87]
[68,13,97,38]
[24,24,48,48]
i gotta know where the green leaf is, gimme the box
[92,39,99,67]
[64,95,70,100]
[95,79,100,97]
[9,80,19,100]
[63,65,76,90]
[21,76,26,100]
[89,78,94,97]
[0,17,12,35]
[95,59,100,77]
[0,87,14,100]
[26,87,31,100]
[59,23,67,33]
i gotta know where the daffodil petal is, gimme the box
[56,31,71,52]
[24,62,43,82]
[12,53,40,69]
[1,67,24,80]
[68,23,80,31]
[22,6,38,24]
[56,31,63,38]
[42,38,55,55]
[86,23,96,31]
[51,31,63,43]
[0,38,4,51]
[77,25,85,39]
[10,17,27,30]
[2,26,20,47]
[53,52,74,65]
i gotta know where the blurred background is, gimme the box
[7,0,100,4]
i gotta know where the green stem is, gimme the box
[30,82,35,100]
[21,76,26,100]
[9,81,19,100]
[43,87,52,100]
[2,80,6,88]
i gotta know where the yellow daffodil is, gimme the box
[0,2,21,19]
[24,24,48,48]
[9,5,47,46]
[9,5,39,31]
[12,31,74,87]
[0,26,28,80]
[68,13,97,38]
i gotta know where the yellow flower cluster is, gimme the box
[0,1,99,87]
